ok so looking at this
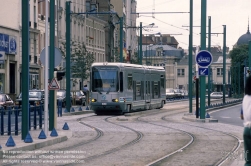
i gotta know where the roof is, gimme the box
[237,25,251,46]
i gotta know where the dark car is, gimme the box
[57,90,72,107]
[15,90,44,108]
[71,90,86,106]
[0,94,15,110]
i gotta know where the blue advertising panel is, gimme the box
[9,36,17,54]
[199,67,208,76]
[0,33,9,53]
[196,50,213,67]
[0,33,17,54]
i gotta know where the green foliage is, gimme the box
[59,41,95,85]
[110,47,120,62]
[229,44,249,96]
[130,51,139,64]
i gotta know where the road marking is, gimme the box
[220,116,231,118]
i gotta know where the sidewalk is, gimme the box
[0,105,93,160]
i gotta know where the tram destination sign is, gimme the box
[195,50,213,67]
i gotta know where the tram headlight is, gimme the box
[91,99,97,102]
[112,99,119,102]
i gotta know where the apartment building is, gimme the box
[111,0,137,62]
[0,0,44,99]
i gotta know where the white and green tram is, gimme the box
[90,62,166,115]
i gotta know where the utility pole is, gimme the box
[140,22,142,65]
[189,0,193,114]
[49,0,55,131]
[207,16,211,106]
[66,1,71,113]
[223,25,226,104]
[120,17,123,62]
[21,0,29,140]
[200,0,207,119]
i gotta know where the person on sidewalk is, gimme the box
[242,75,251,165]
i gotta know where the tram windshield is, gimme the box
[92,67,119,93]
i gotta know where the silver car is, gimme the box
[166,88,176,99]
[210,92,223,99]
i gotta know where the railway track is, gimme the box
[131,102,241,166]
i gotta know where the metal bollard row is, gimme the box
[0,104,44,136]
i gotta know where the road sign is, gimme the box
[40,46,62,67]
[199,67,209,76]
[48,78,60,90]
[196,50,213,67]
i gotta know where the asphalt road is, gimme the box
[210,104,243,127]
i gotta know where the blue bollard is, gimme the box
[38,129,47,139]
[206,112,210,118]
[6,135,16,147]
[50,128,58,137]
[24,132,33,143]
[14,106,19,135]
[0,107,4,135]
[8,107,11,135]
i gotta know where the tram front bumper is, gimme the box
[90,102,125,112]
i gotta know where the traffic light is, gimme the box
[56,71,65,81]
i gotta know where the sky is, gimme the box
[136,0,251,50]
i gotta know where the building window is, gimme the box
[86,1,90,12]
[177,69,185,76]
[34,56,37,63]
[217,68,223,76]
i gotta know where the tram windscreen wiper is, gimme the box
[95,88,102,94]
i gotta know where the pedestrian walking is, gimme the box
[242,75,251,165]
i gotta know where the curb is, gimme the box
[182,116,218,123]
[63,110,94,116]
[0,135,68,159]
[182,100,242,123]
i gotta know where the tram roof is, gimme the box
[91,62,165,71]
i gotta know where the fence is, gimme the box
[0,104,44,136]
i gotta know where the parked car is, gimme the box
[180,89,188,98]
[56,90,72,107]
[15,90,44,108]
[71,90,86,106]
[166,88,176,99]
[210,92,223,99]
[173,89,182,98]
[0,93,15,111]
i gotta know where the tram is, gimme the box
[89,62,166,115]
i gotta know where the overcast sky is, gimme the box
[136,0,251,50]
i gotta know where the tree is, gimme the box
[110,47,120,62]
[59,41,95,87]
[130,51,139,64]
[229,44,249,96]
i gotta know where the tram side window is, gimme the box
[148,81,150,94]
[136,81,141,100]
[120,72,123,92]
[153,81,159,99]
[152,81,154,98]
[127,74,132,90]
[160,75,165,89]
[141,81,144,100]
